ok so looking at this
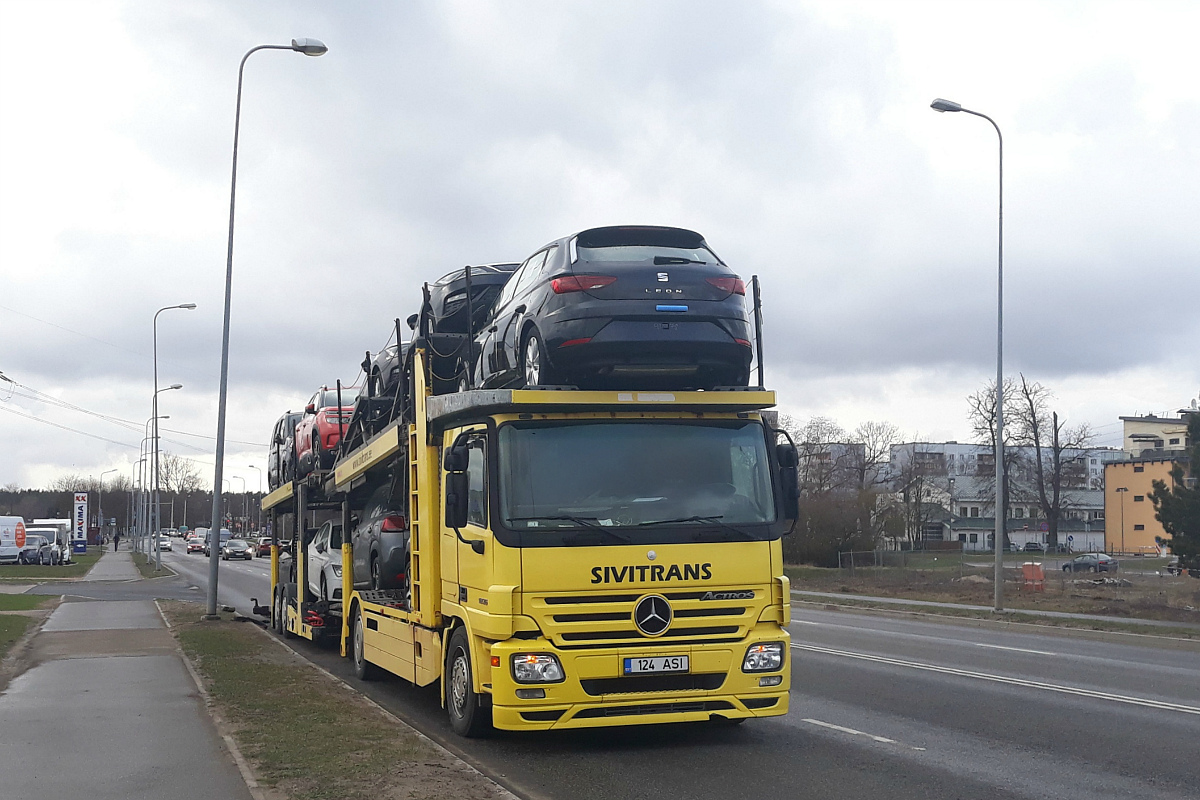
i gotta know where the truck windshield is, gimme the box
[498,421,776,536]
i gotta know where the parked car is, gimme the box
[17,534,47,565]
[471,226,753,391]
[295,385,360,476]
[349,481,410,595]
[186,536,205,554]
[22,526,64,565]
[268,410,304,490]
[221,539,254,561]
[1062,553,1119,573]
[255,537,272,557]
[1023,542,1045,553]
[307,521,344,602]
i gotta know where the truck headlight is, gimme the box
[742,642,784,672]
[512,653,565,683]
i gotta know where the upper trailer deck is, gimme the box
[266,387,779,501]
[425,387,777,424]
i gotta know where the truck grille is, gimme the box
[529,589,763,649]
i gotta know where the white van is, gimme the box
[0,516,27,565]
[32,518,72,564]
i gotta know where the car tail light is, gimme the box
[706,276,746,295]
[551,275,617,293]
[559,337,592,348]
[381,514,407,532]
[734,338,752,347]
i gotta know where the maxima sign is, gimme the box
[73,492,88,554]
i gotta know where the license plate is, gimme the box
[623,655,689,675]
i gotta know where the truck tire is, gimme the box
[352,607,381,681]
[446,626,491,737]
[281,583,297,639]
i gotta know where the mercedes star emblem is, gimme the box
[633,594,672,637]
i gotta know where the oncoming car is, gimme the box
[471,226,753,391]
[221,539,253,561]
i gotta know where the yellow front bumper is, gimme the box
[488,625,789,730]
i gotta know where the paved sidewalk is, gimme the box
[792,589,1200,631]
[0,599,253,800]
[83,546,141,581]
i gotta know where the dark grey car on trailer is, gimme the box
[471,225,754,390]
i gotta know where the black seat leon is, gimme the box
[472,225,753,390]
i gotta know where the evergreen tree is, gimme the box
[1150,414,1200,569]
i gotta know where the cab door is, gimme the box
[445,428,494,605]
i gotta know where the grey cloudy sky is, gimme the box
[1,0,1197,490]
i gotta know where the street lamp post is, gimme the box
[99,468,117,544]
[139,415,168,554]
[207,38,327,619]
[153,304,196,567]
[931,97,1006,612]
[231,475,246,533]
[1115,487,1128,555]
[247,464,262,533]
[152,384,183,570]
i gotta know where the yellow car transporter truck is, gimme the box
[262,346,798,736]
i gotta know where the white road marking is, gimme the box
[802,718,896,743]
[977,643,1057,656]
[792,643,1200,715]
[791,620,819,625]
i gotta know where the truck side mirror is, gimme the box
[444,436,471,529]
[776,442,800,522]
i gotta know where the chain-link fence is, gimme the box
[837,545,966,578]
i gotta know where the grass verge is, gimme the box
[0,548,102,580]
[160,601,504,800]
[132,552,176,579]
[0,615,35,661]
[0,594,55,612]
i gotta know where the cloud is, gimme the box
[1,0,1197,488]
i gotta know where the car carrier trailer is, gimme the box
[262,343,798,736]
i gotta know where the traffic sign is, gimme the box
[1039,522,1049,532]
[1067,534,1074,542]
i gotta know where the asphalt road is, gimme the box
[149,549,1200,800]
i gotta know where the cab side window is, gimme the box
[466,437,487,528]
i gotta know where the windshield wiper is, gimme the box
[508,515,632,544]
[636,515,755,540]
[653,256,707,265]
[509,514,603,529]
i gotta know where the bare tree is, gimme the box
[1012,374,1094,550]
[966,379,1022,549]
[158,451,204,494]
[849,420,900,490]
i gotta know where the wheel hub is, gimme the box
[450,653,469,715]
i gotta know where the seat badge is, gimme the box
[657,272,669,282]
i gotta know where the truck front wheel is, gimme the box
[446,626,490,737]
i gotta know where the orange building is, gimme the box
[1103,457,1180,555]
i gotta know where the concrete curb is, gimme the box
[154,600,269,800]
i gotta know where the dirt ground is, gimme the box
[788,564,1200,624]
